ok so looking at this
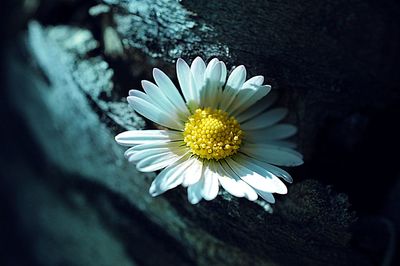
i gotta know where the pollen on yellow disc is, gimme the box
[183,108,243,160]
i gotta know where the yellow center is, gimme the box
[183,108,243,160]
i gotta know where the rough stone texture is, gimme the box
[105,0,400,156]
[0,21,366,266]
[0,22,272,266]
[1,0,399,265]
[103,0,400,214]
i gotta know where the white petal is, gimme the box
[241,143,303,167]
[140,81,185,121]
[234,154,288,194]
[244,75,264,87]
[126,148,172,162]
[176,58,191,100]
[127,96,184,130]
[232,76,265,111]
[226,157,286,194]
[128,90,152,102]
[149,153,192,196]
[245,124,298,142]
[136,150,187,172]
[227,75,265,114]
[220,65,247,110]
[130,89,184,122]
[115,130,183,146]
[227,84,270,115]
[245,143,303,159]
[202,60,222,108]
[176,58,199,106]
[188,178,204,204]
[176,58,200,106]
[220,160,258,201]
[124,141,183,152]
[239,154,293,183]
[219,61,227,86]
[201,161,219,200]
[235,91,278,123]
[213,161,245,197]
[190,56,206,95]
[226,65,247,90]
[255,190,276,203]
[204,58,219,79]
[263,140,297,148]
[125,143,185,163]
[153,68,189,116]
[241,108,288,130]
[182,158,203,187]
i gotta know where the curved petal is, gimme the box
[202,60,222,108]
[149,153,192,196]
[125,144,185,163]
[190,56,206,96]
[219,61,227,86]
[226,65,247,90]
[220,160,258,201]
[127,96,184,130]
[176,58,199,107]
[233,154,288,194]
[136,150,187,172]
[128,90,152,102]
[220,65,247,110]
[241,108,288,130]
[124,141,183,152]
[235,91,278,123]
[226,157,287,194]
[187,177,204,204]
[229,85,271,116]
[130,89,185,123]
[140,81,186,121]
[153,68,189,116]
[204,58,219,79]
[182,157,203,187]
[239,153,293,183]
[241,143,303,167]
[245,124,298,142]
[255,189,276,203]
[226,74,269,114]
[230,76,264,106]
[213,161,245,198]
[244,75,264,88]
[262,140,297,148]
[115,130,183,146]
[201,161,219,200]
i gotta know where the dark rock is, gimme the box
[2,0,400,265]
[104,0,400,157]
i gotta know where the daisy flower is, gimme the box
[115,57,303,204]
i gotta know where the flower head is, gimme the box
[115,57,303,204]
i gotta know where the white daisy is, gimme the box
[115,57,303,204]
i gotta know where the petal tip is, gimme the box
[149,184,161,197]
[140,80,148,87]
[126,96,135,105]
[152,68,162,78]
[194,56,204,62]
[189,197,201,204]
[177,58,185,65]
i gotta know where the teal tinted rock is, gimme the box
[4,0,399,264]
[1,21,367,265]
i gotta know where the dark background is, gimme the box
[1,0,400,265]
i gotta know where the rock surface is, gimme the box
[1,0,399,265]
